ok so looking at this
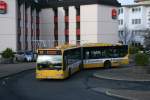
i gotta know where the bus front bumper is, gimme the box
[36,70,67,80]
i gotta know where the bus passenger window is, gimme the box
[85,51,90,59]
[113,49,119,58]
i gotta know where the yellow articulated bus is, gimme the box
[82,44,129,69]
[36,44,129,80]
[36,46,82,79]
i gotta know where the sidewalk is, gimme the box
[0,63,35,79]
[93,66,150,100]
[94,66,150,82]
[92,87,150,100]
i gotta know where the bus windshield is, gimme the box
[37,55,62,70]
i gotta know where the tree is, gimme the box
[119,25,134,45]
[2,48,14,59]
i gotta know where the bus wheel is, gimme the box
[104,60,111,69]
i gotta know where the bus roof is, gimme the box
[37,44,77,51]
[37,43,124,51]
[82,43,122,47]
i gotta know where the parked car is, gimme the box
[15,51,36,62]
[24,51,34,62]
[15,51,25,62]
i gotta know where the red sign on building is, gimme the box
[112,9,117,19]
[0,1,7,14]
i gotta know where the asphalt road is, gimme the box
[1,69,149,100]
[0,69,124,100]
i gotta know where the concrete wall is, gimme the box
[80,4,119,44]
[69,6,76,45]
[40,8,54,48]
[0,0,17,52]
[32,9,37,50]
[27,7,32,50]
[58,7,65,45]
[80,4,98,44]
[98,5,119,44]
[20,4,24,50]
[39,4,119,46]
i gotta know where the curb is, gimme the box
[106,90,134,100]
[0,68,35,80]
[92,87,147,100]
[92,88,130,100]
[93,73,150,82]
[106,89,150,100]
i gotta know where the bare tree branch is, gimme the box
[119,25,134,45]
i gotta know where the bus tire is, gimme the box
[104,60,111,69]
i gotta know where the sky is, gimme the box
[117,0,134,5]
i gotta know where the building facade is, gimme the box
[135,0,150,3]
[118,1,150,45]
[0,0,120,53]
[0,0,18,52]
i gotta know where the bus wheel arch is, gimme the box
[104,60,111,69]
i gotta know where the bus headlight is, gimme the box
[37,73,42,77]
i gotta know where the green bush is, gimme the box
[135,53,149,66]
[2,48,14,59]
[129,46,140,54]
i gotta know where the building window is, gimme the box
[118,8,123,15]
[132,30,141,36]
[119,19,123,25]
[138,8,141,12]
[132,19,141,24]
[132,7,141,13]
[132,19,134,24]
[132,8,134,12]
[119,30,124,36]
[76,22,80,29]
[121,20,123,25]
[64,8,69,16]
[121,8,123,13]
[138,19,141,24]
[65,22,69,29]
[132,30,135,36]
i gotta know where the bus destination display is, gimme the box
[38,50,61,55]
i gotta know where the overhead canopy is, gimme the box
[18,0,121,8]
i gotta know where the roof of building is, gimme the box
[19,0,121,8]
